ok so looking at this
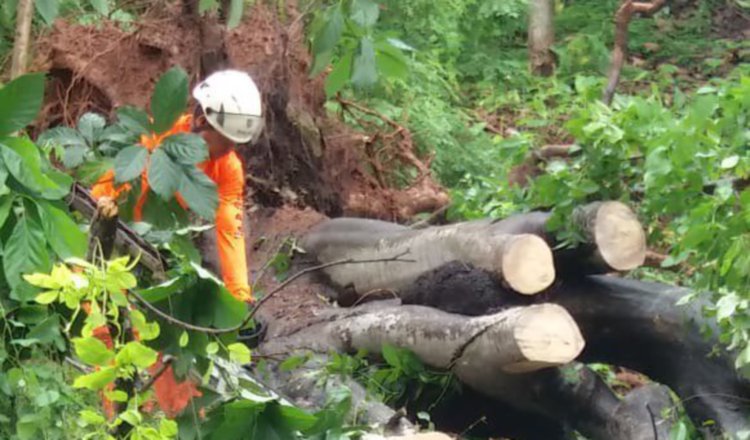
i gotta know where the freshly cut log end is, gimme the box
[590,201,646,271]
[504,303,585,373]
[501,234,555,295]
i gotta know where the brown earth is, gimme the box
[30,1,448,222]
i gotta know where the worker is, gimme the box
[89,69,264,418]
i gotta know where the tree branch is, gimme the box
[603,0,667,105]
[128,252,415,334]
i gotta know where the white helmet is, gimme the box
[192,69,263,144]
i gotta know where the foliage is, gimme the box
[305,0,413,96]
[38,67,219,224]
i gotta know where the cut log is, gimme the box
[302,201,645,296]
[87,196,119,263]
[301,219,555,296]
[262,302,584,375]
[397,262,750,438]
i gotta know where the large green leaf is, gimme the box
[0,138,68,199]
[115,341,157,369]
[76,159,114,186]
[162,134,208,165]
[148,149,182,198]
[350,0,379,28]
[178,166,218,220]
[3,209,50,290]
[312,4,344,56]
[376,40,409,80]
[34,0,59,25]
[351,37,378,89]
[150,67,189,134]
[325,52,353,97]
[37,200,87,259]
[114,145,149,183]
[227,0,244,29]
[0,74,45,137]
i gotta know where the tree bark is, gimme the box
[87,196,119,263]
[11,0,34,79]
[262,302,584,375]
[528,0,556,76]
[397,262,750,438]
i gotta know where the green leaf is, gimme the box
[717,294,740,321]
[105,389,128,402]
[34,290,59,304]
[1,137,68,199]
[116,106,151,136]
[160,419,178,437]
[227,0,244,29]
[28,315,65,351]
[309,50,334,78]
[74,337,114,366]
[77,159,115,186]
[34,0,59,25]
[77,112,106,145]
[148,149,182,198]
[179,331,189,347]
[178,166,218,220]
[228,342,251,364]
[79,410,106,426]
[114,145,149,183]
[381,344,401,369]
[721,155,740,170]
[130,310,160,341]
[325,52,353,97]
[116,341,158,369]
[150,67,189,134]
[3,210,49,290]
[350,0,379,28]
[313,4,344,56]
[37,200,87,259]
[37,126,88,168]
[351,37,378,89]
[0,195,14,230]
[89,0,109,16]
[162,134,208,165]
[73,367,117,391]
[206,342,219,355]
[136,276,186,303]
[0,73,45,136]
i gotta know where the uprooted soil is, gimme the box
[30,1,448,222]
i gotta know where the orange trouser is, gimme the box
[86,114,251,418]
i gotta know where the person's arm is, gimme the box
[213,154,252,303]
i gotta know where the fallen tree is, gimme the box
[300,201,645,304]
[397,262,750,438]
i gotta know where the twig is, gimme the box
[129,252,414,334]
[65,356,92,373]
[409,203,451,229]
[137,355,174,394]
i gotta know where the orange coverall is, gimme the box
[89,114,251,418]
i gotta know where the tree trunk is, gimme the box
[262,302,584,375]
[528,0,556,76]
[11,0,34,79]
[397,262,750,438]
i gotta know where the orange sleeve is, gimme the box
[209,152,251,302]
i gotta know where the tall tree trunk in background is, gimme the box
[528,0,556,76]
[11,0,34,79]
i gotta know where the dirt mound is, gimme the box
[30,1,448,221]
